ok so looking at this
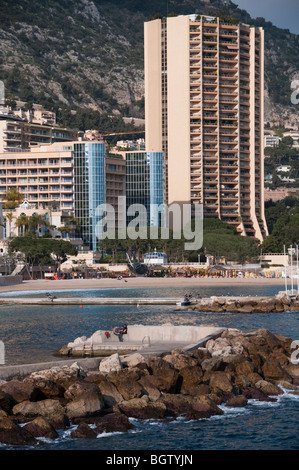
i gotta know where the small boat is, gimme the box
[176,298,191,306]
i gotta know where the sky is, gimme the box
[233,0,299,34]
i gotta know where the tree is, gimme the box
[1,188,24,210]
[5,212,14,238]
[8,235,77,277]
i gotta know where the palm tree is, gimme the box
[5,212,15,238]
[16,215,30,236]
[2,188,24,210]
[28,214,50,237]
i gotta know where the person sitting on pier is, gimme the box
[113,324,127,342]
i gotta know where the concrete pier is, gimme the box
[0,297,194,306]
[59,324,226,358]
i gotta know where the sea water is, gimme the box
[0,284,298,451]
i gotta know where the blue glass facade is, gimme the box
[125,151,164,227]
[74,142,105,251]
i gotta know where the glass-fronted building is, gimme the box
[73,142,105,251]
[125,151,164,227]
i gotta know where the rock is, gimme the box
[0,416,35,445]
[234,358,256,377]
[0,390,14,413]
[255,380,283,396]
[117,395,167,420]
[138,376,161,402]
[28,363,85,390]
[248,329,286,351]
[145,357,181,393]
[242,387,277,402]
[24,377,65,399]
[121,353,147,369]
[71,422,97,439]
[23,416,59,439]
[234,375,251,388]
[190,348,211,363]
[179,365,204,394]
[64,380,101,401]
[99,353,122,374]
[201,357,225,372]
[13,399,65,419]
[262,359,292,382]
[48,414,70,430]
[209,371,234,393]
[107,368,145,401]
[95,413,134,434]
[246,372,264,385]
[285,364,299,383]
[206,337,233,357]
[66,390,105,419]
[160,394,223,420]
[0,380,41,404]
[225,395,248,407]
[163,352,198,371]
[97,377,124,408]
[277,381,298,390]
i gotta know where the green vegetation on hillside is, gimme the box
[262,196,299,252]
[0,0,298,129]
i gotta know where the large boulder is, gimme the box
[138,376,161,402]
[117,395,167,420]
[178,365,204,395]
[0,380,41,404]
[65,390,105,419]
[145,357,181,393]
[209,371,234,394]
[262,359,292,383]
[225,395,248,407]
[13,398,65,419]
[24,377,65,399]
[0,416,35,446]
[99,354,122,375]
[70,422,97,439]
[64,380,101,401]
[159,394,223,420]
[206,337,233,357]
[120,353,147,369]
[27,363,85,390]
[0,390,14,413]
[23,416,59,439]
[106,368,145,401]
[163,351,198,371]
[255,380,283,396]
[96,377,124,408]
[95,412,134,434]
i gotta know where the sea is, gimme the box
[0,283,298,454]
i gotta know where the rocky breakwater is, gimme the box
[0,328,298,445]
[186,292,299,313]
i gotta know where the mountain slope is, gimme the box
[0,0,298,129]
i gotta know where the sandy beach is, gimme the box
[0,276,286,294]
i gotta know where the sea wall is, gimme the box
[0,327,298,445]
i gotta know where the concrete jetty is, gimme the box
[58,324,226,358]
[0,297,194,306]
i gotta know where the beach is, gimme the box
[0,275,286,294]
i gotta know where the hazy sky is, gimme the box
[233,0,299,34]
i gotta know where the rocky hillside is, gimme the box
[0,0,299,128]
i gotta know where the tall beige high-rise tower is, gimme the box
[144,14,268,241]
